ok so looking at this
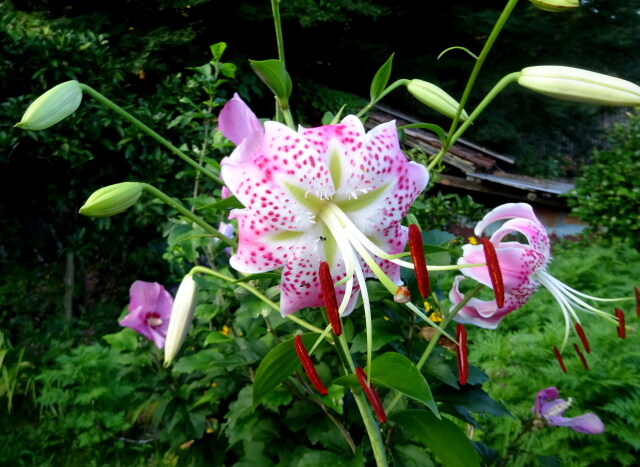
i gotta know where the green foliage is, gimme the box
[411,191,488,231]
[567,112,640,248]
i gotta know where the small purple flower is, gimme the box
[119,281,173,349]
[532,387,604,434]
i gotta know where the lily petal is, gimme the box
[547,413,605,434]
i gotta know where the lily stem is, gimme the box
[79,84,223,185]
[141,184,237,248]
[189,266,324,334]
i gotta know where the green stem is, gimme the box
[141,183,237,248]
[446,0,520,143]
[385,283,485,413]
[357,79,410,118]
[427,72,521,171]
[271,0,285,63]
[79,84,223,185]
[189,266,324,334]
[334,333,388,467]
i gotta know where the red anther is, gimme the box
[408,224,430,299]
[573,343,589,371]
[294,335,328,395]
[574,323,590,353]
[355,367,387,424]
[616,308,626,339]
[480,238,504,309]
[635,287,640,317]
[456,324,468,386]
[553,346,567,374]
[318,262,342,336]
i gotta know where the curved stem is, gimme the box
[428,72,521,171]
[446,0,520,143]
[189,266,324,334]
[79,84,223,185]
[141,183,237,248]
[357,79,411,118]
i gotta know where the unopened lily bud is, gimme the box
[518,66,640,106]
[407,79,469,120]
[393,286,411,304]
[528,0,579,12]
[79,182,143,217]
[164,275,198,366]
[16,80,82,131]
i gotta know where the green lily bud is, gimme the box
[15,80,82,131]
[164,275,198,366]
[528,0,579,12]
[407,79,469,120]
[79,182,143,217]
[518,66,640,106]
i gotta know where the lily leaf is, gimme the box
[389,409,480,467]
[367,352,438,417]
[253,333,322,409]
[250,59,293,108]
[370,53,395,101]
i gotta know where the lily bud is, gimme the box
[79,182,143,217]
[518,66,640,106]
[16,80,82,131]
[407,79,468,120]
[528,0,579,12]
[164,275,198,366]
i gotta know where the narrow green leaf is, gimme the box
[398,123,447,145]
[230,272,281,284]
[368,353,438,417]
[249,59,293,107]
[252,333,321,409]
[370,53,395,101]
[390,410,480,467]
[196,195,244,211]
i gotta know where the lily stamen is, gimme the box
[456,324,468,385]
[635,287,640,317]
[574,323,590,353]
[319,261,342,336]
[294,335,329,395]
[553,346,567,374]
[355,367,387,424]
[616,308,626,339]
[573,343,589,371]
[408,224,430,299]
[480,238,504,308]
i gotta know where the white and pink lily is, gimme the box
[218,93,429,318]
[450,203,627,350]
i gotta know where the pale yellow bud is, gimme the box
[16,81,82,131]
[79,182,143,217]
[164,275,198,366]
[518,66,640,106]
[529,0,579,12]
[407,79,469,121]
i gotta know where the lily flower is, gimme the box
[119,280,173,349]
[532,387,604,434]
[218,93,430,317]
[449,203,629,350]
